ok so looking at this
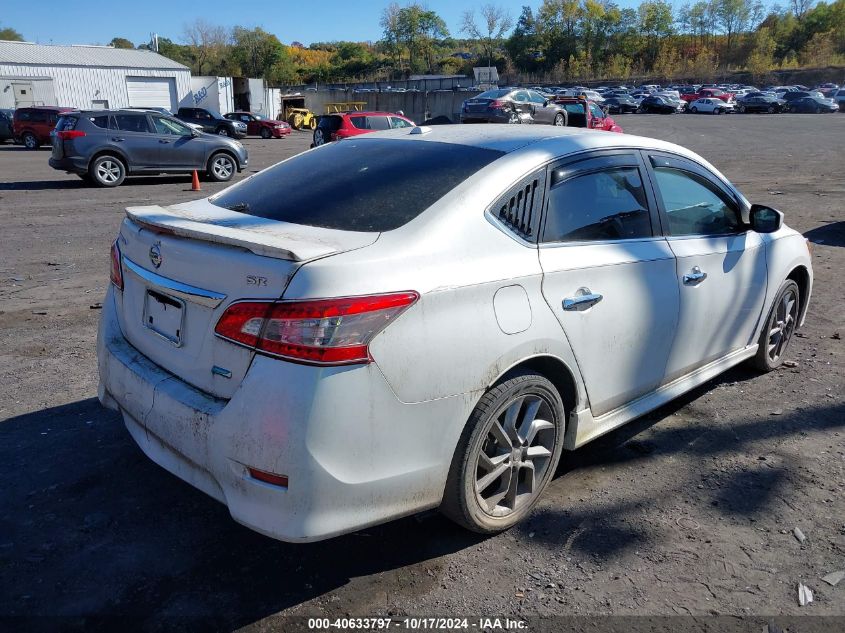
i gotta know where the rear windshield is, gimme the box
[210,139,504,232]
[55,115,77,131]
[317,115,343,131]
[475,89,510,99]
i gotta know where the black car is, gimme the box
[638,96,679,114]
[175,107,247,138]
[787,96,839,113]
[0,108,13,142]
[603,95,639,114]
[48,110,248,187]
[781,91,824,102]
[737,96,787,113]
[460,88,569,125]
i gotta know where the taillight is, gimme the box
[214,291,419,365]
[490,100,506,109]
[109,239,123,290]
[58,130,86,140]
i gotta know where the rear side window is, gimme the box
[114,114,151,133]
[87,115,110,129]
[543,167,652,243]
[55,116,78,131]
[210,139,504,232]
[349,116,367,129]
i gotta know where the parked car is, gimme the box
[786,96,839,113]
[603,95,639,114]
[0,108,13,143]
[312,111,416,146]
[687,98,734,114]
[834,89,845,111]
[97,125,811,542]
[680,87,735,103]
[48,110,248,187]
[225,112,292,138]
[737,96,787,113]
[638,95,681,114]
[461,88,569,125]
[781,90,824,103]
[176,107,247,138]
[13,106,76,149]
[552,97,623,132]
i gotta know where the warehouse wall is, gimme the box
[0,64,191,110]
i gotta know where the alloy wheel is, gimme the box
[313,130,324,146]
[473,394,556,518]
[24,134,37,149]
[212,156,233,180]
[553,113,565,126]
[96,160,121,184]
[767,288,798,364]
[218,128,230,136]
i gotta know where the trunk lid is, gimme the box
[114,199,379,399]
[465,98,495,113]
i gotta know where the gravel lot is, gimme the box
[1,115,843,631]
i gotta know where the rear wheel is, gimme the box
[23,132,39,150]
[553,113,565,126]
[313,129,325,146]
[750,280,800,372]
[260,127,271,139]
[441,370,565,534]
[308,117,317,130]
[738,105,746,113]
[767,105,775,113]
[508,110,520,124]
[89,155,125,187]
[207,152,235,182]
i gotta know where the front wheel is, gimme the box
[216,127,231,137]
[750,280,800,372]
[441,370,565,534]
[767,105,775,113]
[553,113,565,126]
[207,152,235,182]
[690,106,698,114]
[308,117,317,130]
[260,127,271,139]
[313,129,325,146]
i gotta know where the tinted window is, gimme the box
[543,167,652,243]
[210,139,504,232]
[88,115,110,129]
[55,116,77,131]
[114,114,152,133]
[652,168,741,236]
[317,115,342,131]
[476,89,510,99]
[366,116,391,130]
[349,116,367,129]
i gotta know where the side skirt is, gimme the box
[565,345,758,450]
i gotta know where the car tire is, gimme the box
[691,106,698,114]
[790,106,798,113]
[313,129,325,146]
[767,105,775,113]
[89,155,126,187]
[441,370,565,534]
[207,152,235,182]
[216,127,231,137]
[309,117,317,130]
[508,110,520,124]
[738,105,746,113]
[260,128,271,139]
[553,113,565,126]
[22,132,39,150]
[750,279,800,372]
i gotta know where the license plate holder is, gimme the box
[143,289,185,346]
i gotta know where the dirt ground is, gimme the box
[0,115,843,632]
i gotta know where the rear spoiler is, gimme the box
[126,205,302,262]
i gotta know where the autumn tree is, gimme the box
[461,4,514,70]
[182,19,228,75]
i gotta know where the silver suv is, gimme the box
[48,110,248,187]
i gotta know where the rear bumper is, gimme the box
[97,286,470,542]
[49,156,87,174]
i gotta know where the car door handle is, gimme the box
[683,266,708,285]
[158,139,171,144]
[111,137,124,142]
[563,288,603,311]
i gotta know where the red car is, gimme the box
[312,111,416,146]
[14,106,76,149]
[552,97,624,133]
[224,112,291,138]
[680,88,735,103]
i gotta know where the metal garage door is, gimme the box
[126,77,177,111]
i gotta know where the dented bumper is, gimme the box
[97,286,471,542]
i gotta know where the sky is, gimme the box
[2,0,650,48]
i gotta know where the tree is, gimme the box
[0,25,24,41]
[505,6,542,71]
[638,1,675,67]
[380,3,404,73]
[714,0,752,53]
[182,19,228,75]
[109,37,134,49]
[231,27,284,79]
[461,4,514,71]
[395,4,449,73]
[746,26,776,77]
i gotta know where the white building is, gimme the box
[0,40,191,111]
[190,76,273,118]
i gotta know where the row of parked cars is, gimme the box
[0,104,303,187]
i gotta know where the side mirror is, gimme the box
[544,99,550,107]
[750,204,783,233]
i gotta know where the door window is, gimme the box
[349,116,367,129]
[651,167,742,236]
[543,167,652,243]
[153,117,191,136]
[365,116,391,130]
[589,104,604,119]
[390,117,413,129]
[114,114,152,133]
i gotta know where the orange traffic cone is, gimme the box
[191,169,201,192]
